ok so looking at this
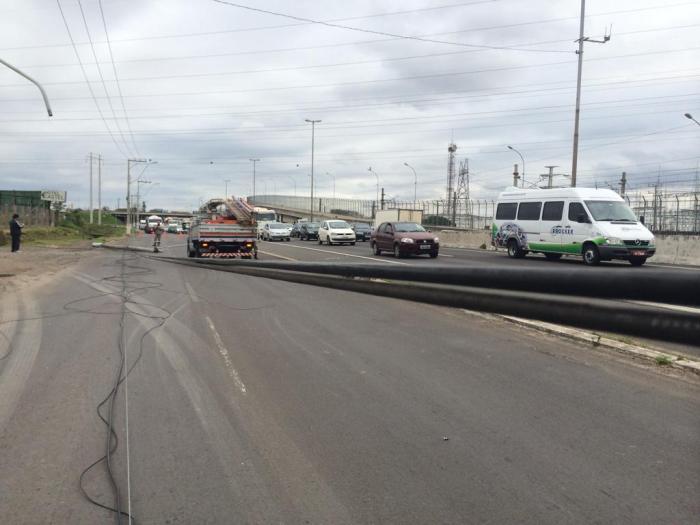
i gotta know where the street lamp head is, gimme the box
[507,145,514,151]
[684,113,693,119]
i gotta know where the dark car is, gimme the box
[299,222,319,241]
[351,223,372,241]
[370,222,439,258]
[290,223,303,238]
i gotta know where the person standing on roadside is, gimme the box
[153,220,164,252]
[9,213,23,253]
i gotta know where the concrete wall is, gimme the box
[653,235,700,266]
[437,229,700,267]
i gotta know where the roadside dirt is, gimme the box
[0,241,99,293]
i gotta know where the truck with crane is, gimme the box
[186,197,258,258]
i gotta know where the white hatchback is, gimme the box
[318,220,356,246]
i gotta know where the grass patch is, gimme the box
[655,355,673,366]
[1,210,125,247]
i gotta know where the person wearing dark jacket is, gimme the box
[9,214,23,253]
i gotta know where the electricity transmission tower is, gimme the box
[445,142,457,219]
[455,159,470,228]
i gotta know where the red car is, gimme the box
[370,222,439,258]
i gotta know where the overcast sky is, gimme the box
[0,0,698,210]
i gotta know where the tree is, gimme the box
[423,215,453,226]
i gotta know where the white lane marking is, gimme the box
[265,243,409,265]
[257,250,298,261]
[184,281,200,303]
[627,300,700,314]
[205,315,247,394]
[438,254,455,258]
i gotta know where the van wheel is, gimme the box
[372,242,381,256]
[544,253,562,261]
[582,243,601,266]
[629,256,646,266]
[507,239,525,258]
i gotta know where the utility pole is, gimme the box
[126,158,151,234]
[507,145,525,188]
[88,152,94,224]
[540,166,568,189]
[571,0,610,187]
[619,171,627,196]
[98,154,102,225]
[305,119,321,221]
[513,164,520,187]
[380,187,385,211]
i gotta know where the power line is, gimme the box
[76,0,135,157]
[210,0,570,54]
[55,0,129,158]
[98,0,141,156]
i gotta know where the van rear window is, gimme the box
[496,202,517,220]
[517,202,542,221]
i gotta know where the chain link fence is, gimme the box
[252,191,700,234]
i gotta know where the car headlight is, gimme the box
[433,237,440,243]
[400,237,414,243]
[604,237,622,245]
[649,236,655,246]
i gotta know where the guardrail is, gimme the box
[146,256,700,347]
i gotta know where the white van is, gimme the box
[492,187,655,266]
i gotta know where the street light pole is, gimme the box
[224,179,231,199]
[326,172,336,201]
[126,158,153,234]
[249,158,260,204]
[368,167,379,213]
[685,113,700,127]
[288,176,297,196]
[403,162,417,202]
[305,119,321,221]
[0,58,53,116]
[506,146,525,188]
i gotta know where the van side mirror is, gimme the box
[639,215,645,224]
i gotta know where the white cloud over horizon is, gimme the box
[0,0,698,210]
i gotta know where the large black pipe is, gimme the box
[167,257,700,307]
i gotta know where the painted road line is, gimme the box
[438,254,455,258]
[184,281,200,303]
[265,243,410,265]
[258,250,298,261]
[205,315,247,394]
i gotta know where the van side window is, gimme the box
[568,202,588,222]
[496,202,517,220]
[517,202,542,220]
[542,201,564,221]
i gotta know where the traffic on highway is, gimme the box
[3,1,699,524]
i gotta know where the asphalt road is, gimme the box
[0,233,698,523]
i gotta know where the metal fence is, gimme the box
[625,191,700,234]
[251,191,700,234]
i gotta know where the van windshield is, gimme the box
[584,201,637,222]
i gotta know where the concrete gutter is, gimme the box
[465,310,700,375]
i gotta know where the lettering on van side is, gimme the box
[550,226,574,235]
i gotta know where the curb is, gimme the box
[504,314,700,374]
[484,312,700,375]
